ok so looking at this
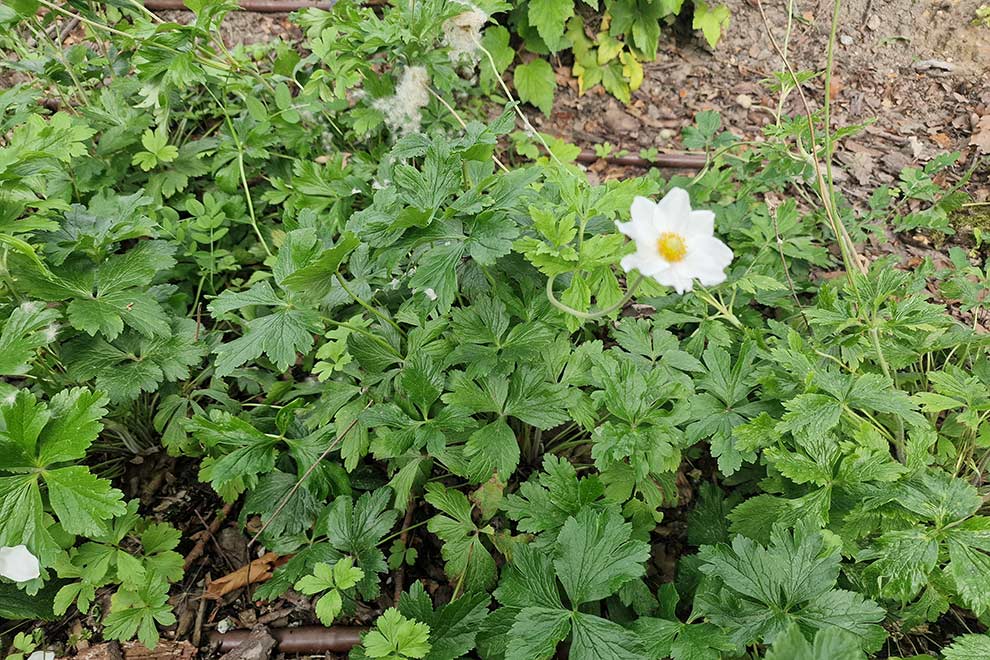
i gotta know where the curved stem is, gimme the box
[335,273,406,337]
[545,273,645,321]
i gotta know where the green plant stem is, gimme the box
[822,0,842,210]
[754,0,864,285]
[334,273,406,337]
[379,519,430,546]
[869,326,906,462]
[204,85,272,256]
[695,287,744,329]
[545,272,644,321]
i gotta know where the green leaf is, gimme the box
[505,607,571,660]
[363,607,432,659]
[281,232,361,299]
[294,561,336,594]
[528,0,574,52]
[504,455,604,538]
[37,240,177,341]
[63,318,205,402]
[316,488,397,599]
[944,634,990,660]
[860,528,938,602]
[102,578,176,649]
[465,419,519,483]
[634,618,734,660]
[0,301,60,376]
[45,466,126,536]
[0,580,59,620]
[213,306,322,377]
[697,520,885,650]
[947,522,990,616]
[190,411,280,501]
[315,589,344,625]
[554,507,649,606]
[513,59,555,116]
[397,582,490,660]
[408,242,466,314]
[569,611,647,660]
[425,483,497,592]
[692,2,730,48]
[333,555,365,590]
[763,622,865,660]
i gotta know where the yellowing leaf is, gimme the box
[693,1,731,48]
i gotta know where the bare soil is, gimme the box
[537,0,989,193]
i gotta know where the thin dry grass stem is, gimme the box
[754,0,866,276]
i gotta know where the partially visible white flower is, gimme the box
[423,288,438,301]
[28,651,55,660]
[442,2,487,63]
[373,66,431,135]
[615,188,733,294]
[0,545,40,582]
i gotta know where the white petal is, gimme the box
[629,196,656,225]
[657,187,693,217]
[615,213,659,247]
[654,187,693,234]
[621,250,669,277]
[684,210,715,238]
[670,236,734,288]
[690,235,734,270]
[0,545,40,582]
[652,267,694,294]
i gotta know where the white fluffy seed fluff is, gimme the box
[442,3,488,63]
[373,66,431,135]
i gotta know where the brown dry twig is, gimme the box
[183,502,234,570]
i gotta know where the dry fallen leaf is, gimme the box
[971,115,990,154]
[205,552,287,600]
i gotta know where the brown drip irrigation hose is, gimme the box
[143,0,334,9]
[210,626,367,653]
[576,149,707,169]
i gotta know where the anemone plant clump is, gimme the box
[0,0,988,658]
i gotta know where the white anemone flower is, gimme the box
[0,545,40,582]
[615,188,733,294]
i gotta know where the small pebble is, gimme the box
[839,34,854,46]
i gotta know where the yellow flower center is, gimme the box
[657,232,687,262]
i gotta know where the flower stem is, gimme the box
[545,273,645,321]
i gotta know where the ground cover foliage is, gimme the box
[1,0,989,658]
